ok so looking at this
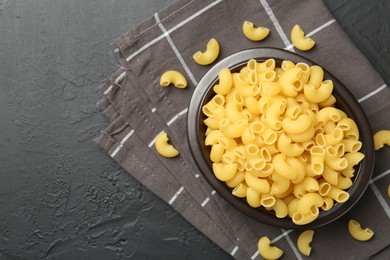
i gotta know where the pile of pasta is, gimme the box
[202,59,365,225]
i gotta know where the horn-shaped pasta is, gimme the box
[373,130,390,150]
[257,236,284,260]
[214,68,233,95]
[155,131,179,158]
[242,21,270,41]
[348,220,374,241]
[193,38,220,65]
[304,80,333,103]
[212,163,238,181]
[160,70,187,88]
[291,24,316,51]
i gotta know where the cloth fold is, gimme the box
[95,0,390,259]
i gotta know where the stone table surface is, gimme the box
[0,0,389,259]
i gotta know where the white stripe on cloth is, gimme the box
[371,168,390,183]
[284,19,336,50]
[369,183,390,218]
[272,229,293,243]
[149,131,164,148]
[201,197,210,207]
[306,19,336,37]
[169,186,184,205]
[358,84,387,103]
[104,71,127,95]
[110,129,135,157]
[282,229,303,260]
[259,0,293,51]
[167,108,188,126]
[230,245,239,256]
[154,13,198,86]
[126,0,223,62]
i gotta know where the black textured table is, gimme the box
[0,0,388,259]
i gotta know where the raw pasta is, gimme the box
[202,60,364,225]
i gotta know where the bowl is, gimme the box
[187,47,375,229]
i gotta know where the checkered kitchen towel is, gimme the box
[95,0,390,259]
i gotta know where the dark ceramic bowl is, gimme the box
[187,48,375,229]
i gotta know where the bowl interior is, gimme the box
[187,48,374,229]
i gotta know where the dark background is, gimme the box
[0,0,388,259]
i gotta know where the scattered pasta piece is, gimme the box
[202,59,365,225]
[291,24,315,51]
[348,219,374,241]
[160,70,187,88]
[242,21,270,41]
[388,185,390,198]
[258,236,284,260]
[297,230,314,256]
[193,38,220,65]
[155,131,179,158]
[373,130,390,150]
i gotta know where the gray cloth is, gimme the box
[95,0,390,259]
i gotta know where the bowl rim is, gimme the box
[187,47,375,229]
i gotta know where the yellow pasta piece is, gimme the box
[319,94,336,108]
[258,236,284,260]
[245,171,270,194]
[282,114,312,135]
[281,60,295,71]
[292,206,319,225]
[160,70,187,88]
[232,182,247,198]
[257,59,276,72]
[297,230,314,256]
[325,146,349,171]
[246,186,262,207]
[219,118,248,138]
[321,196,334,211]
[308,65,324,88]
[204,130,224,146]
[261,193,276,208]
[155,131,179,158]
[242,21,270,41]
[193,38,220,65]
[328,185,349,203]
[210,144,224,163]
[273,153,298,180]
[288,157,306,184]
[304,80,333,103]
[225,171,245,188]
[293,177,319,198]
[271,172,291,196]
[296,193,323,215]
[291,24,315,51]
[336,174,353,189]
[373,130,390,150]
[348,219,374,241]
[222,150,237,164]
[213,68,233,95]
[270,198,288,218]
[265,100,286,130]
[245,97,261,115]
[212,163,238,181]
[310,146,325,175]
[279,67,302,97]
[316,107,344,127]
[342,139,362,153]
